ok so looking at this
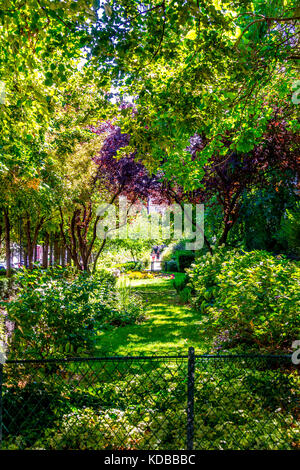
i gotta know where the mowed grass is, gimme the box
[95,274,208,356]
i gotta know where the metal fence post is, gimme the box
[187,347,195,450]
[0,363,3,449]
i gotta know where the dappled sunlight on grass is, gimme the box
[96,275,208,356]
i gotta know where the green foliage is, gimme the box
[102,1,299,186]
[3,358,298,450]
[165,259,178,272]
[277,205,300,257]
[115,260,146,273]
[188,249,300,352]
[172,274,192,304]
[231,182,299,253]
[5,267,144,359]
[172,273,188,292]
[0,278,16,299]
[187,245,232,311]
[177,252,195,272]
[35,408,143,450]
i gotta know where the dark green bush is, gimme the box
[276,205,300,257]
[172,274,192,303]
[165,259,178,272]
[177,252,195,272]
[0,268,16,276]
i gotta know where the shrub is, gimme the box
[188,249,300,352]
[5,267,144,359]
[114,261,147,274]
[187,245,233,311]
[277,205,300,257]
[171,274,192,303]
[177,252,195,272]
[161,242,177,263]
[161,243,195,272]
[115,261,136,273]
[113,277,145,325]
[171,273,187,292]
[165,259,178,272]
[0,278,15,299]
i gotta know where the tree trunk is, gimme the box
[24,214,45,270]
[60,245,66,267]
[23,249,28,268]
[0,219,3,252]
[25,218,34,270]
[66,249,71,266]
[92,239,107,273]
[218,222,232,245]
[53,235,60,265]
[27,245,34,270]
[42,232,49,269]
[49,242,53,266]
[3,208,11,278]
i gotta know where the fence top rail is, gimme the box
[2,352,293,365]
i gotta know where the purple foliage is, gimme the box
[90,122,165,203]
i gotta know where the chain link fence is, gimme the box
[0,350,299,450]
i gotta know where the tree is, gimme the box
[92,1,299,183]
[166,114,299,248]
[55,119,164,271]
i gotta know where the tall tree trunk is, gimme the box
[218,222,232,245]
[19,215,22,266]
[3,208,11,278]
[66,249,71,266]
[49,241,53,266]
[0,219,3,252]
[92,239,107,273]
[53,235,60,265]
[218,195,240,246]
[60,245,65,268]
[27,246,34,270]
[59,190,124,273]
[25,217,34,270]
[23,249,28,268]
[42,232,49,269]
[24,214,45,270]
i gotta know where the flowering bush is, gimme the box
[188,249,300,352]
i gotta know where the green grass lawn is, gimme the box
[95,274,208,356]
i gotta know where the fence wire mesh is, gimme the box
[0,353,299,450]
[193,355,299,450]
